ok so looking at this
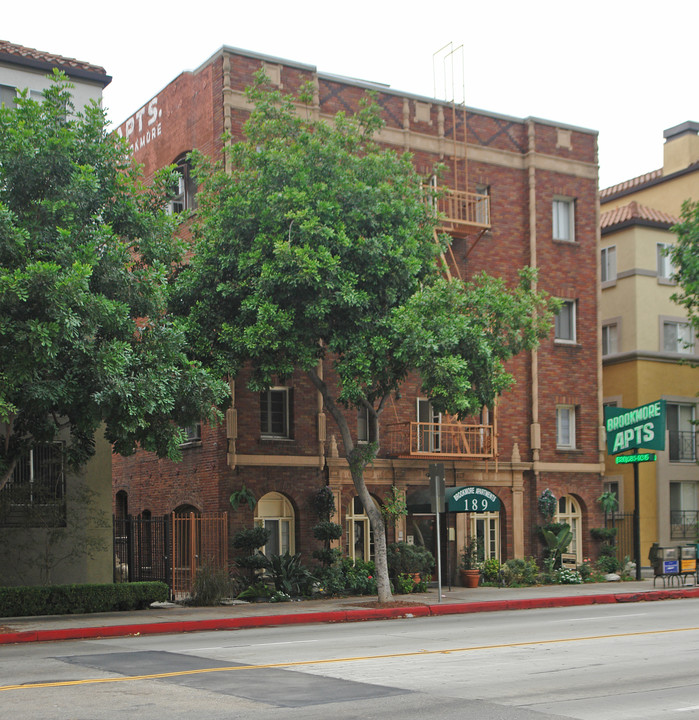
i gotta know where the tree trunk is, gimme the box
[348,454,393,603]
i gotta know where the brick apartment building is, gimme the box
[112,46,604,582]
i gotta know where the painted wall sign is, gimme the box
[604,400,666,455]
[446,486,501,513]
[117,97,163,154]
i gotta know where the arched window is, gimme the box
[556,495,583,563]
[255,492,294,556]
[115,490,128,519]
[174,503,200,517]
[346,496,379,562]
[167,153,197,214]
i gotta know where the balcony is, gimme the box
[669,431,697,463]
[434,187,490,239]
[670,510,699,539]
[384,421,496,460]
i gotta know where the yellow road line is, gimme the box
[3,625,698,693]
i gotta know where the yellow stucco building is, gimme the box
[600,122,699,566]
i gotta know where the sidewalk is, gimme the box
[3,577,699,645]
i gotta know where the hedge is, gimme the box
[0,582,169,618]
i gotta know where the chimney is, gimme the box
[663,121,699,175]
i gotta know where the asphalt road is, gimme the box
[2,598,699,719]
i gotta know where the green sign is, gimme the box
[604,400,666,455]
[615,453,657,465]
[446,486,501,513]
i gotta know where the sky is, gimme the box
[4,0,697,189]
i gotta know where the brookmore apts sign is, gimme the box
[604,400,666,455]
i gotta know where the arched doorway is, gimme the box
[255,492,295,556]
[346,496,380,562]
[556,494,583,563]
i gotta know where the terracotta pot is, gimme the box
[460,568,480,588]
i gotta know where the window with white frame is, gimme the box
[555,300,577,343]
[657,242,676,281]
[601,245,617,284]
[556,405,576,449]
[255,492,294,555]
[260,387,292,438]
[602,323,618,356]
[663,321,694,354]
[552,198,575,242]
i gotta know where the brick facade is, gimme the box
[112,47,604,581]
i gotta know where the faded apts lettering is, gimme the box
[117,97,162,154]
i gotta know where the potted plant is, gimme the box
[460,536,482,588]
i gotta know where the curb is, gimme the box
[2,586,699,645]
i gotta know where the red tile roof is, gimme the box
[600,201,678,230]
[0,40,109,82]
[600,169,663,200]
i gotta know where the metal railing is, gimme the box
[669,431,697,463]
[670,510,699,540]
[435,187,490,237]
[384,421,495,459]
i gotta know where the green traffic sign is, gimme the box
[615,453,657,465]
[604,400,666,455]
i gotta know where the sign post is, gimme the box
[429,463,445,604]
[604,401,666,581]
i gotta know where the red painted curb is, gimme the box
[2,587,699,645]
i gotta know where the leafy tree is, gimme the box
[671,202,699,347]
[176,73,557,602]
[0,74,227,491]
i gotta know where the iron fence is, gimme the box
[669,431,697,463]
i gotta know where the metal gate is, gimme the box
[171,512,228,600]
[114,512,228,599]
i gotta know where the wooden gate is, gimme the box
[171,512,228,600]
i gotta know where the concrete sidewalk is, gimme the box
[2,577,699,645]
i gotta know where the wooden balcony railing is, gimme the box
[435,187,490,238]
[384,421,496,459]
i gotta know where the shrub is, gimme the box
[501,558,539,587]
[597,555,620,573]
[387,542,435,578]
[189,564,236,606]
[555,568,583,584]
[590,527,617,542]
[342,558,377,595]
[266,553,315,597]
[393,573,415,594]
[481,557,501,583]
[0,582,168,617]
